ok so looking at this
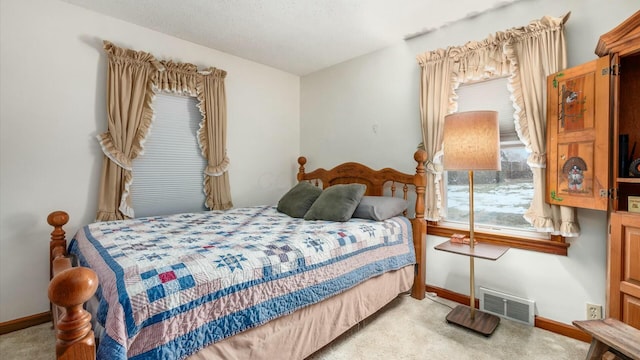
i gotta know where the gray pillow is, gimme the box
[277,182,322,218]
[352,196,408,221]
[304,184,367,222]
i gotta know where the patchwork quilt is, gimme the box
[68,205,415,360]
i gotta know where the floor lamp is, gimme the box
[442,110,501,334]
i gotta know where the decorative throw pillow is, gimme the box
[304,183,367,222]
[277,182,323,218]
[352,196,408,221]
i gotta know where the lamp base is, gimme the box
[445,304,501,336]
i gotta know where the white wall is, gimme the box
[301,0,638,325]
[0,0,300,322]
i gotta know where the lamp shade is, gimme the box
[443,111,501,171]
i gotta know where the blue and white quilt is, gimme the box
[68,205,415,359]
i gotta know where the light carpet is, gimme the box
[0,295,589,359]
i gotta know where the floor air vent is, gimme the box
[479,287,535,326]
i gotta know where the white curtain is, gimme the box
[417,49,454,221]
[416,13,579,236]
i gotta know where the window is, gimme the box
[441,78,543,239]
[129,92,207,217]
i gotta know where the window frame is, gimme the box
[428,78,568,256]
[426,223,568,255]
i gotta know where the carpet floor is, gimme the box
[0,295,589,359]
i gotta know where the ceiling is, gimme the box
[62,0,520,75]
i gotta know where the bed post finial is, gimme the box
[297,156,307,182]
[414,149,427,165]
[48,267,98,359]
[48,211,69,242]
[48,211,69,280]
[413,149,427,219]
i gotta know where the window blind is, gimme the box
[130,92,207,217]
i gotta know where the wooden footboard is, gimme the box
[48,211,98,360]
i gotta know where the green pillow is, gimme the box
[304,184,367,222]
[277,182,322,218]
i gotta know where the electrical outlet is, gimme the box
[586,303,603,320]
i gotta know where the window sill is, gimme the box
[426,222,569,256]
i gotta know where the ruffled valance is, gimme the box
[417,37,510,83]
[417,13,568,85]
[157,60,199,95]
[103,40,163,70]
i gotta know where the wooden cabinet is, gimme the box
[597,12,640,330]
[547,11,640,329]
[609,212,640,329]
[545,56,610,210]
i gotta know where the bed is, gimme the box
[47,150,427,360]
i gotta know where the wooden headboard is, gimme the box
[296,149,428,299]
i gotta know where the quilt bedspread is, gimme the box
[68,205,415,360]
